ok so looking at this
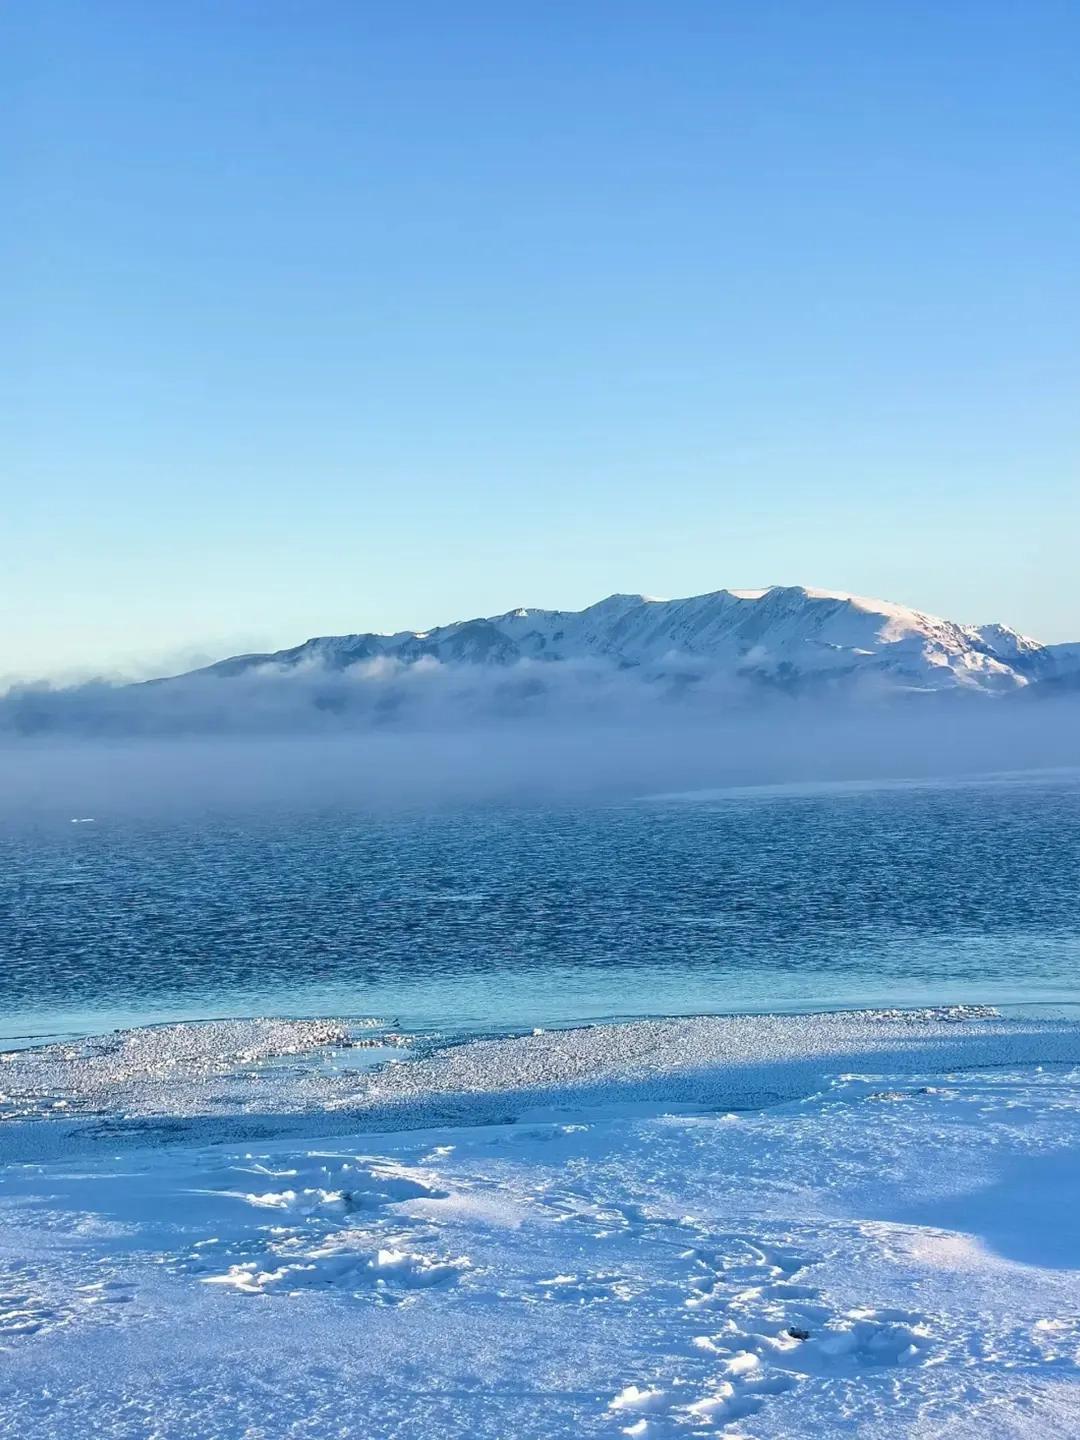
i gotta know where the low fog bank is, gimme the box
[1,690,1077,819]
[2,655,830,738]
[3,652,1078,738]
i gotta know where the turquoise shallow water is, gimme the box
[3,772,1079,1044]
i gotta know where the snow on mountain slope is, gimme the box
[183,586,1079,696]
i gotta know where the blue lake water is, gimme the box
[3,772,1079,1044]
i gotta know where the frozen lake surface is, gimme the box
[2,1009,1080,1438]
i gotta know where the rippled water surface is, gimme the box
[3,773,1079,1041]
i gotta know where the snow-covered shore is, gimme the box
[2,1011,1079,1437]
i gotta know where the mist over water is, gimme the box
[1,682,1078,819]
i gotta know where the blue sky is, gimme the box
[6,1,1079,677]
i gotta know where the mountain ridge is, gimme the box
[170,585,1080,697]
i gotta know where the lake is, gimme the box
[4,770,1079,1044]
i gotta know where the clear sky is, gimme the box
[6,1,1079,679]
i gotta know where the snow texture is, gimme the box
[2,1009,1080,1437]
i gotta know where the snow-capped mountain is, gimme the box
[179,586,1080,697]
